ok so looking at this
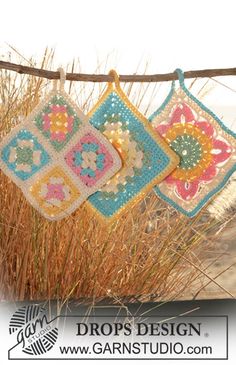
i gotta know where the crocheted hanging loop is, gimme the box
[173,68,185,87]
[149,68,236,217]
[108,69,120,89]
[53,67,66,92]
[86,69,179,223]
[0,68,122,221]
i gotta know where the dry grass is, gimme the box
[0,48,235,303]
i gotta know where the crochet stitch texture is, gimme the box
[149,69,236,217]
[0,73,122,220]
[86,70,179,222]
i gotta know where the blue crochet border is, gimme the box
[149,68,236,217]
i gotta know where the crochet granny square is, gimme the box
[34,94,81,151]
[149,69,236,217]
[86,70,179,222]
[0,85,122,220]
[64,124,121,190]
[1,128,50,182]
[25,165,84,221]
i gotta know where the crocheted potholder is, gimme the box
[0,69,122,220]
[86,70,179,222]
[149,68,236,217]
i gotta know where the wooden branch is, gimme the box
[0,60,236,83]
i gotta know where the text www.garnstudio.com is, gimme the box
[59,342,212,356]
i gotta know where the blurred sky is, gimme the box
[0,0,236,124]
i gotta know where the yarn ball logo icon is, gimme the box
[9,305,58,355]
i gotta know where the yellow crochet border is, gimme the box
[84,70,179,225]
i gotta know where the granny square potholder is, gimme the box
[86,70,179,222]
[149,69,236,217]
[0,69,122,220]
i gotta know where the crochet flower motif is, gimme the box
[65,131,117,188]
[9,139,42,173]
[39,177,71,207]
[102,121,144,193]
[29,166,83,220]
[43,105,74,142]
[0,129,50,181]
[74,144,105,177]
[150,74,236,218]
[87,83,179,221]
[156,103,232,201]
[0,87,121,220]
[34,95,81,152]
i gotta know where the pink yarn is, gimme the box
[51,131,67,142]
[42,105,74,142]
[46,183,65,201]
[65,133,114,187]
[157,102,232,201]
[51,105,67,113]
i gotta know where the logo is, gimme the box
[9,305,58,355]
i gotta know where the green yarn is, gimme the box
[170,134,202,170]
[16,147,34,165]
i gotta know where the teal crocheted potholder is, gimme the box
[149,69,236,217]
[86,70,179,222]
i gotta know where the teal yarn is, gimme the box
[88,91,176,219]
[1,129,50,181]
[149,68,236,217]
[150,69,236,139]
[0,83,123,220]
